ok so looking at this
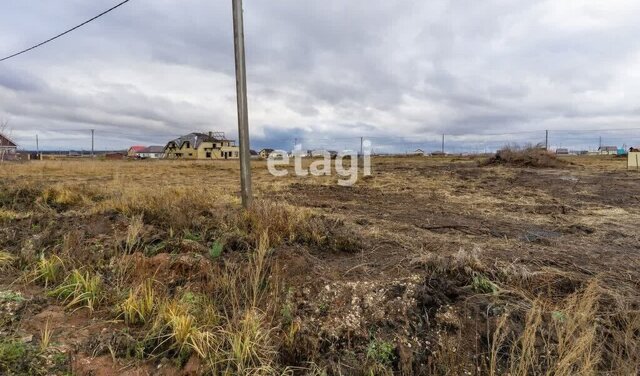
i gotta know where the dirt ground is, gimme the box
[0,155,638,375]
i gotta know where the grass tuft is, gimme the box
[49,269,103,312]
[32,254,64,287]
[120,279,155,325]
[0,251,16,270]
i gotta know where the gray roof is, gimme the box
[141,145,165,153]
[166,132,231,150]
[599,146,617,151]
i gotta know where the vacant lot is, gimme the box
[0,155,638,375]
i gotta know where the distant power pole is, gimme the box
[442,134,445,154]
[545,130,549,150]
[360,137,363,157]
[91,129,95,157]
[599,136,602,149]
[232,0,253,208]
[36,134,39,156]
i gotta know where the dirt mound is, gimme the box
[482,146,569,168]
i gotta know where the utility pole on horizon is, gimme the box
[91,129,95,157]
[545,130,549,150]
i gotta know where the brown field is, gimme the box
[0,154,638,375]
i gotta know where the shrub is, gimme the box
[482,144,568,168]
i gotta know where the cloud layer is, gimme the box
[1,0,640,151]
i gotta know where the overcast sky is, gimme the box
[1,0,640,151]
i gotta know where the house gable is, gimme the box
[0,133,17,148]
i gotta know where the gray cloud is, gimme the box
[1,0,640,151]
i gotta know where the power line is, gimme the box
[0,0,131,62]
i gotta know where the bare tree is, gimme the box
[0,118,11,162]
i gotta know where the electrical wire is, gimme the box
[0,0,131,62]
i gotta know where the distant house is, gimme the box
[555,148,569,155]
[0,132,17,160]
[249,149,260,159]
[259,148,274,159]
[164,132,239,160]
[412,149,425,156]
[138,146,165,159]
[598,146,618,155]
[127,145,146,158]
[430,151,446,156]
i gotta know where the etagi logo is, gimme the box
[267,140,372,186]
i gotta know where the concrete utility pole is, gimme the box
[36,134,39,157]
[441,134,445,154]
[232,0,253,208]
[91,129,95,157]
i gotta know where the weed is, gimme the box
[49,269,103,312]
[125,215,144,253]
[183,230,201,242]
[472,274,498,294]
[0,291,25,303]
[120,279,155,325]
[153,300,197,352]
[366,339,395,366]
[223,308,275,374]
[0,209,19,221]
[0,251,16,270]
[40,319,52,352]
[33,254,64,287]
[209,240,224,260]
[0,340,27,371]
[281,288,295,326]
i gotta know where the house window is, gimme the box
[189,153,193,157]
[206,152,211,158]
[234,152,238,157]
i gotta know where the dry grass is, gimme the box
[31,254,64,287]
[0,158,638,375]
[0,251,16,270]
[120,279,155,325]
[49,269,103,312]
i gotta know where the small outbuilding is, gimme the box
[629,149,640,170]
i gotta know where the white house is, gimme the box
[138,146,165,159]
